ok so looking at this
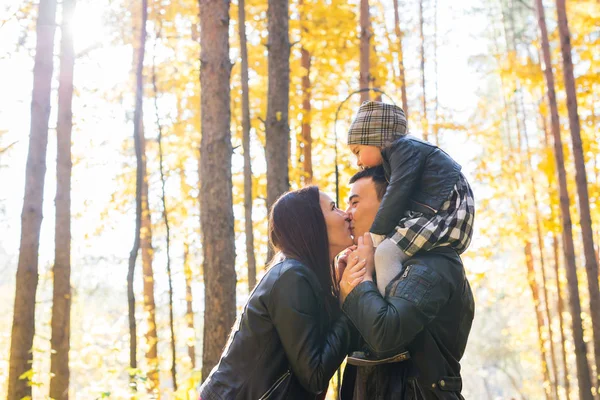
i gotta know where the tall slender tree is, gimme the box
[152,27,177,390]
[534,0,594,397]
[359,0,370,102]
[299,0,313,185]
[432,0,439,144]
[392,0,408,117]
[266,0,290,251]
[505,4,560,389]
[49,0,75,398]
[524,241,552,400]
[418,0,428,141]
[541,105,572,399]
[183,241,196,369]
[8,0,57,398]
[555,0,600,386]
[199,0,236,380]
[238,0,257,290]
[132,0,160,392]
[553,236,571,400]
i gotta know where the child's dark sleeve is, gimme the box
[370,141,423,236]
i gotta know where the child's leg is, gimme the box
[374,238,410,295]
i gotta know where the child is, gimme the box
[345,101,475,365]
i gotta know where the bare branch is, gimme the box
[0,141,18,154]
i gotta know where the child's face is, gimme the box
[349,145,383,168]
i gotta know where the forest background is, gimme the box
[0,0,599,399]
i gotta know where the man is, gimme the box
[339,166,474,399]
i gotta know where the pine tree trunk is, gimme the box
[525,241,553,400]
[553,235,571,400]
[370,38,382,102]
[238,0,257,290]
[432,0,439,145]
[541,101,572,400]
[183,242,196,368]
[519,71,559,399]
[392,0,408,117]
[359,0,370,102]
[538,64,572,400]
[418,0,428,141]
[555,0,600,387]
[8,0,57,398]
[266,0,290,259]
[49,0,75,398]
[131,0,159,393]
[199,0,236,381]
[300,45,313,185]
[525,137,560,400]
[534,0,594,397]
[140,148,159,393]
[152,45,177,390]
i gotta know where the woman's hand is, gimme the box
[335,245,357,284]
[339,252,367,305]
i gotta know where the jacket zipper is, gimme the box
[259,370,291,400]
[387,265,412,297]
[412,200,437,213]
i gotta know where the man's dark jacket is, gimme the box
[341,247,475,399]
[373,135,462,236]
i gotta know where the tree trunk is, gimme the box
[524,127,560,400]
[140,139,159,394]
[152,39,177,390]
[525,241,552,400]
[392,0,408,117]
[534,0,594,397]
[553,235,571,400]
[517,55,559,397]
[238,0,257,291]
[300,46,313,185]
[183,242,196,369]
[8,0,57,398]
[555,0,600,387]
[433,0,439,145]
[199,0,236,381]
[131,0,159,394]
[49,0,75,398]
[359,0,370,103]
[418,0,428,141]
[266,0,290,259]
[541,99,572,400]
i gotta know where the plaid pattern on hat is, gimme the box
[389,172,475,257]
[347,101,408,147]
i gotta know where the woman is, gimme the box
[199,186,367,400]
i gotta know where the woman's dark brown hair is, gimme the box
[268,186,339,315]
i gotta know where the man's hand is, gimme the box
[335,245,357,283]
[354,233,375,279]
[339,253,367,305]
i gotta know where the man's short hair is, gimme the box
[349,166,388,201]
